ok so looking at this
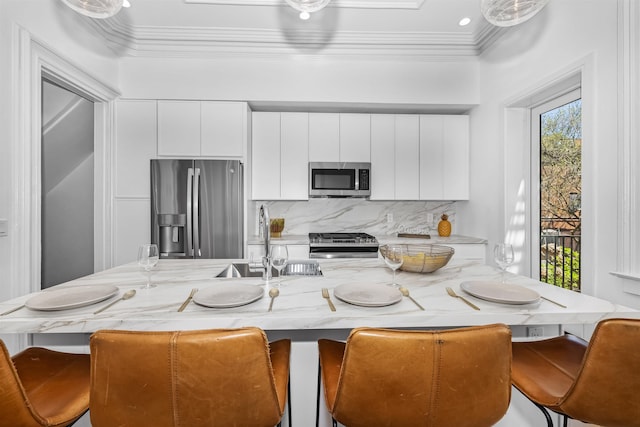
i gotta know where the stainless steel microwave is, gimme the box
[309,162,371,198]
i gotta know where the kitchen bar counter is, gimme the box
[0,258,634,333]
[1,258,636,427]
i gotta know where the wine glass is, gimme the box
[494,243,515,284]
[382,245,404,287]
[138,244,159,289]
[271,245,288,288]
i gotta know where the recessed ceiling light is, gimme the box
[123,0,131,7]
[299,11,310,20]
[459,17,471,26]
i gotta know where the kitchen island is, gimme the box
[1,258,637,426]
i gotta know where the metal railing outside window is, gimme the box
[540,218,581,291]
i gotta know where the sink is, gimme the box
[216,263,276,278]
[216,260,323,278]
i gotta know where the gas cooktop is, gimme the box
[308,232,378,245]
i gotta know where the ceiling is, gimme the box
[88,0,506,59]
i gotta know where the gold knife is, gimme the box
[178,288,198,312]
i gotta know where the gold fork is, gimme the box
[321,288,336,312]
[446,287,480,310]
[178,288,198,312]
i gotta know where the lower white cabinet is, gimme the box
[247,244,310,260]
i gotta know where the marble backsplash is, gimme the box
[249,199,456,237]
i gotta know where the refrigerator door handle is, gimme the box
[186,167,194,256]
[193,167,201,257]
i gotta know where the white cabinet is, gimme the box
[157,101,201,156]
[308,113,339,162]
[201,101,247,157]
[339,113,371,162]
[281,113,309,199]
[420,115,469,200]
[308,113,370,163]
[115,100,157,197]
[251,112,281,200]
[370,115,395,199]
[157,100,248,158]
[370,114,419,200]
[394,115,420,200]
[251,112,309,200]
[247,244,310,260]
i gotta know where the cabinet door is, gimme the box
[201,101,247,158]
[280,113,309,200]
[442,115,469,200]
[115,100,157,198]
[157,101,201,156]
[308,113,339,162]
[251,112,281,200]
[339,113,371,162]
[370,114,395,200]
[419,115,469,200]
[395,115,420,200]
[419,115,445,199]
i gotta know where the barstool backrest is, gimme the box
[90,327,290,427]
[330,324,512,427]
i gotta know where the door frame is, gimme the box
[530,88,582,281]
[12,26,118,303]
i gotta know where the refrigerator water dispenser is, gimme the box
[158,213,186,256]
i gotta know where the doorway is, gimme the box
[531,89,582,291]
[41,79,95,289]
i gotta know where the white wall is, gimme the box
[460,0,640,309]
[0,0,120,349]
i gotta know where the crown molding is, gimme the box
[184,0,426,9]
[90,17,504,60]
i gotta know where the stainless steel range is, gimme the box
[308,232,379,259]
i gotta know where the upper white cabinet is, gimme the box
[371,114,469,201]
[339,113,371,162]
[251,112,309,200]
[420,115,469,200]
[157,100,248,158]
[308,113,339,161]
[157,101,200,156]
[201,101,247,157]
[308,113,370,163]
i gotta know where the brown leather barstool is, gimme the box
[90,327,291,427]
[0,339,90,427]
[317,324,512,427]
[512,318,640,427]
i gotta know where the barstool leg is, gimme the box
[532,401,554,427]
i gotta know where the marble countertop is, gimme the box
[0,259,636,334]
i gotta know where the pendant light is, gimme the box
[481,0,550,27]
[285,0,331,20]
[60,0,124,19]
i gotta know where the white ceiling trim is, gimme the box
[91,18,503,59]
[183,0,426,9]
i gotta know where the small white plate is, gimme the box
[25,285,119,311]
[193,284,263,308]
[334,283,402,307]
[460,281,540,305]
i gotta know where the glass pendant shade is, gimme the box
[481,0,550,27]
[284,0,331,14]
[60,0,124,19]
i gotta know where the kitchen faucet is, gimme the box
[259,204,272,281]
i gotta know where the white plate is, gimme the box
[334,283,402,307]
[25,285,119,311]
[460,281,540,305]
[193,284,263,308]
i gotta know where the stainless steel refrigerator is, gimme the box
[151,159,243,259]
